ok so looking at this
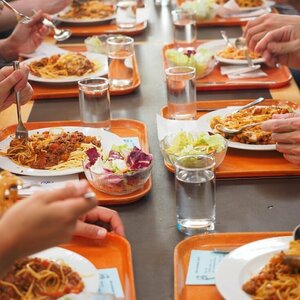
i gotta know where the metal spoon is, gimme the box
[235,37,255,67]
[0,0,31,24]
[232,97,265,114]
[31,9,72,42]
[41,18,72,42]
[216,122,262,135]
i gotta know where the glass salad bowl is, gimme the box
[181,0,217,21]
[165,48,217,79]
[83,146,153,195]
[160,131,227,169]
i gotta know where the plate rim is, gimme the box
[215,236,292,300]
[31,246,98,294]
[23,52,108,84]
[0,126,123,176]
[231,0,274,11]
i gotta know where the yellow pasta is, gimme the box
[0,129,101,170]
[0,257,84,299]
[243,240,300,300]
[28,53,99,79]
[59,0,115,20]
[217,46,261,60]
[0,171,22,215]
[215,0,264,7]
[210,105,293,144]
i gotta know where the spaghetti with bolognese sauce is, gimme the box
[0,257,84,299]
[28,53,99,79]
[242,240,300,300]
[58,0,115,20]
[0,129,101,170]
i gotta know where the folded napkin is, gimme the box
[220,65,268,79]
[18,174,79,196]
[216,0,270,18]
[223,7,271,18]
[19,42,68,58]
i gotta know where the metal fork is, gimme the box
[220,30,235,48]
[0,0,31,24]
[2,3,72,42]
[12,61,28,140]
[235,37,255,68]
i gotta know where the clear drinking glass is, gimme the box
[165,66,197,120]
[78,77,111,129]
[155,0,169,6]
[116,0,137,29]
[171,9,196,47]
[107,36,134,89]
[175,154,216,235]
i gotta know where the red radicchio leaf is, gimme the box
[126,147,153,170]
[108,150,124,160]
[86,147,100,168]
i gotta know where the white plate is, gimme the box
[54,5,116,24]
[32,246,98,297]
[23,52,108,84]
[215,236,292,300]
[197,107,276,151]
[199,40,265,65]
[235,0,275,11]
[0,126,124,176]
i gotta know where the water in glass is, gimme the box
[79,79,111,129]
[166,67,196,120]
[173,19,196,45]
[116,0,137,28]
[108,50,133,88]
[175,155,216,235]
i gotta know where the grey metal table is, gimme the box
[28,3,300,299]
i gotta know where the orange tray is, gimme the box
[28,44,141,99]
[161,99,300,179]
[58,21,147,37]
[0,119,151,205]
[162,41,292,91]
[62,233,136,299]
[174,231,290,300]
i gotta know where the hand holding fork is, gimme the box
[0,0,72,41]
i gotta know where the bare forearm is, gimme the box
[0,226,19,278]
[0,0,39,32]
[0,38,18,61]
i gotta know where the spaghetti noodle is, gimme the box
[217,46,261,60]
[210,105,293,144]
[215,0,264,7]
[0,171,22,215]
[242,240,300,300]
[0,129,101,170]
[0,257,84,299]
[59,0,115,20]
[28,53,98,79]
